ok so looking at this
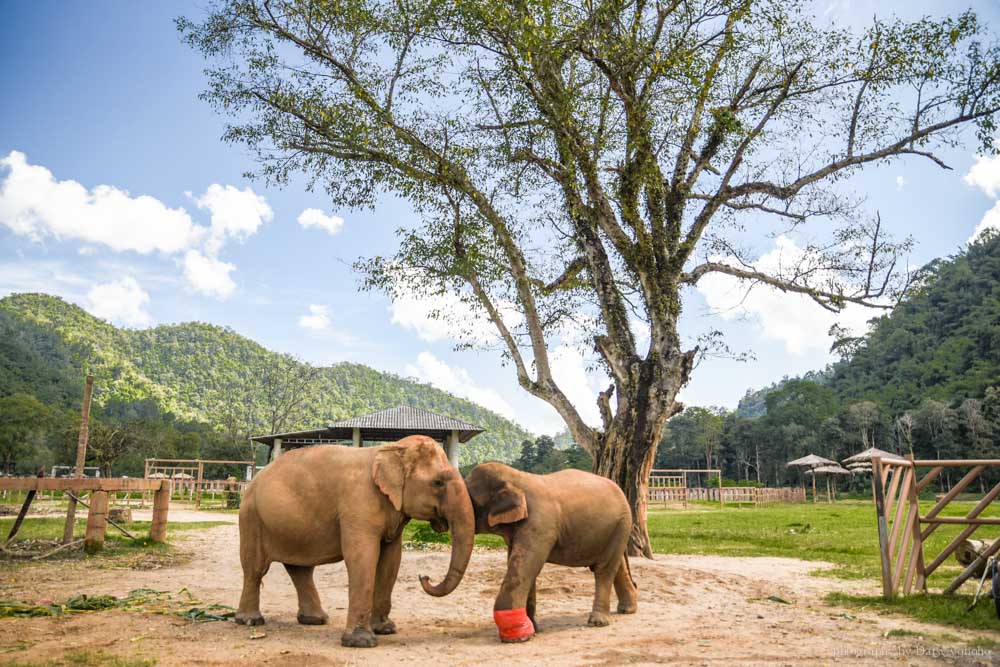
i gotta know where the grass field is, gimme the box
[646,499,1000,634]
[0,517,230,553]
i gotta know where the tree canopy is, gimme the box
[180,0,1000,554]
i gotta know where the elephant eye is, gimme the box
[432,478,446,488]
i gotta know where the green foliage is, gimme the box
[509,434,592,473]
[0,293,532,473]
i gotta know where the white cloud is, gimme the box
[697,236,872,355]
[299,304,332,331]
[968,200,1000,244]
[963,152,1000,243]
[390,287,522,345]
[406,352,515,419]
[297,208,344,236]
[195,184,273,254]
[895,175,906,191]
[964,151,1000,199]
[0,151,275,297]
[182,250,236,299]
[85,277,152,327]
[549,345,605,427]
[0,151,202,254]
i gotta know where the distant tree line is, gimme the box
[656,234,1000,492]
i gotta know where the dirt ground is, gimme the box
[1,510,996,666]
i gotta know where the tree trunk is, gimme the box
[591,378,676,558]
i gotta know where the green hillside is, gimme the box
[657,232,1000,486]
[0,293,531,465]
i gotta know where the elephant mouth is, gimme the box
[430,517,449,533]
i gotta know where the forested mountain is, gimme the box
[657,232,1000,488]
[0,293,531,473]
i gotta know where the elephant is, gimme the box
[425,462,637,642]
[235,435,474,648]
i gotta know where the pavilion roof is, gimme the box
[249,405,484,449]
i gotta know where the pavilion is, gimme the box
[249,405,483,468]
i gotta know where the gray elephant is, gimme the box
[236,435,474,648]
[422,462,637,642]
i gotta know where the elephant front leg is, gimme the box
[284,564,328,625]
[371,536,401,635]
[341,533,380,648]
[493,540,548,643]
[526,580,539,631]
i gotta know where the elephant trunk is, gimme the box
[419,475,474,597]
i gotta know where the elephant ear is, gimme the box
[487,483,528,526]
[373,448,405,512]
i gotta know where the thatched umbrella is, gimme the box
[842,447,905,465]
[787,454,838,502]
[807,465,852,502]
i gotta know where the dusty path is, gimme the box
[1,514,996,666]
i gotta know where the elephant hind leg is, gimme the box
[235,524,269,626]
[285,564,328,625]
[588,562,616,627]
[613,554,638,614]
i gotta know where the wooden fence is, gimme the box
[0,477,171,552]
[872,456,1000,599]
[687,486,806,505]
[144,458,260,509]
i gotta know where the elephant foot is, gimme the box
[297,612,328,625]
[341,627,378,648]
[587,611,611,627]
[372,619,397,635]
[234,612,265,626]
[617,601,638,614]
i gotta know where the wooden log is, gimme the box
[955,539,994,578]
[83,490,109,553]
[944,536,1000,594]
[150,482,170,543]
[64,376,94,544]
[4,483,39,544]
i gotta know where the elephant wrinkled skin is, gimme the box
[235,435,475,648]
[445,462,637,640]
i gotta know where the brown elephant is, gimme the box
[236,435,474,648]
[424,462,637,642]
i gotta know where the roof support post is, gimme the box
[271,438,283,462]
[353,427,362,448]
[446,430,460,469]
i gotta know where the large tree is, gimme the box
[182,0,1000,555]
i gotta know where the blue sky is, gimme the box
[3,1,1000,435]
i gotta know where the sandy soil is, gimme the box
[1,512,996,666]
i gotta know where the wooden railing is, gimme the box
[872,457,1000,599]
[0,477,171,552]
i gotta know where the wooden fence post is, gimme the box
[63,375,94,544]
[150,481,170,543]
[84,490,109,553]
[872,458,894,599]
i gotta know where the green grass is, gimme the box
[649,500,1000,634]
[0,517,229,554]
[827,592,1000,633]
[647,499,998,587]
[403,521,505,549]
[3,649,155,667]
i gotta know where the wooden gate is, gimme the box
[872,456,1000,599]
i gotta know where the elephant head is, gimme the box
[464,462,529,532]
[372,435,474,597]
